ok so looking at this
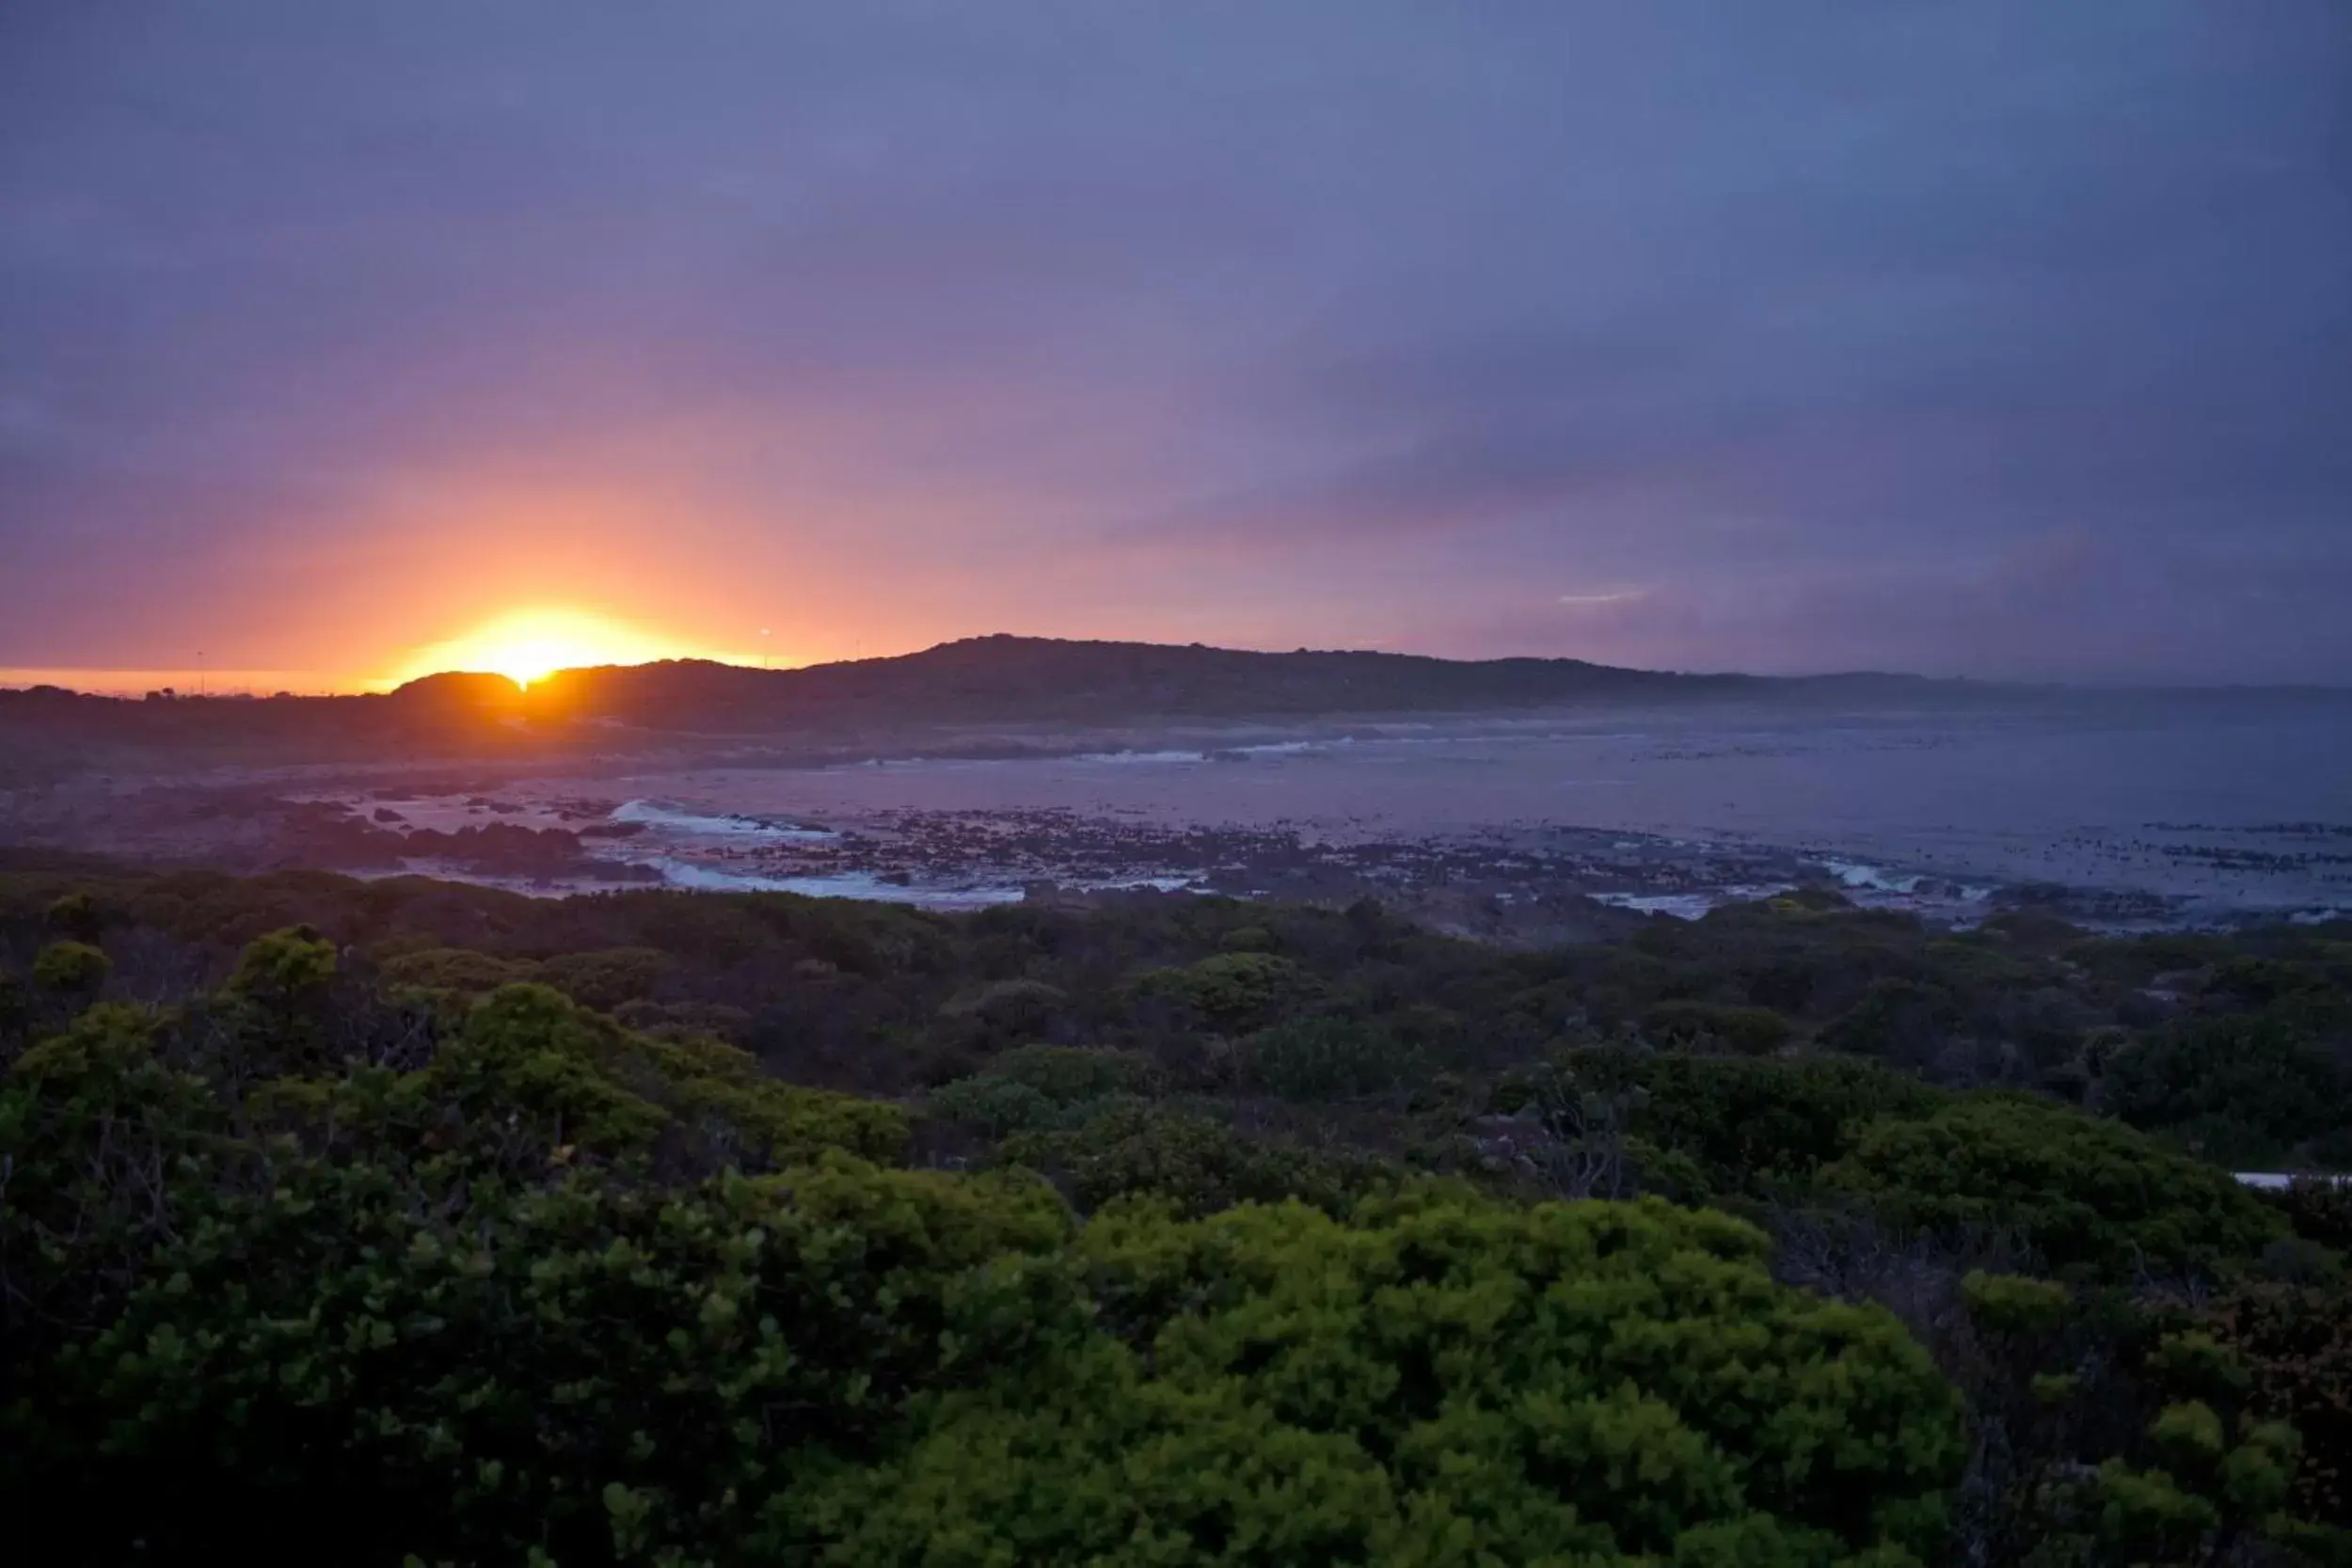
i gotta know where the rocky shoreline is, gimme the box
[6,702,2348,935]
[0,769,2309,940]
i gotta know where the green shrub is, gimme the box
[612,998,755,1044]
[2265,1177,2352,1251]
[1563,1049,1945,1196]
[1821,1097,2286,1278]
[1218,924,1276,953]
[986,1043,1153,1103]
[795,1192,1966,1564]
[2199,1284,2352,1527]
[8,861,2352,1561]
[1818,978,1959,1061]
[1137,953,1318,1032]
[2085,1406,2302,1564]
[377,945,541,995]
[1962,1271,2072,1338]
[537,945,675,1012]
[1643,999,1795,1054]
[937,977,1066,1029]
[1000,1103,1389,1218]
[1240,1015,1403,1100]
[928,1072,1066,1137]
[44,891,103,943]
[0,1003,223,1338]
[613,999,912,1165]
[20,1155,1074,1565]
[929,1048,1154,1137]
[2065,933,2235,990]
[30,940,109,995]
[224,925,339,1006]
[2106,1017,2349,1165]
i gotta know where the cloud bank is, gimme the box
[3,1,2346,681]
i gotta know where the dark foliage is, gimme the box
[5,862,2351,1564]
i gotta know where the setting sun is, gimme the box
[387,609,707,689]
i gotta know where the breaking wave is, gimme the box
[645,858,1024,908]
[611,800,836,841]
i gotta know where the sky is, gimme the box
[3,2,2348,689]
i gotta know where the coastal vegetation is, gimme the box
[4,860,2349,1564]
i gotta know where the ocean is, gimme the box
[451,695,2352,922]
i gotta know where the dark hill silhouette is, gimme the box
[0,633,2098,772]
[382,670,530,719]
[7,635,2344,775]
[509,634,1947,732]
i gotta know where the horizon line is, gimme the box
[7,635,2352,701]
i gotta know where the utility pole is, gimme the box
[759,627,771,671]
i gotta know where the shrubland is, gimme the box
[4,861,2350,1564]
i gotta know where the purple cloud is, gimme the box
[3,1,2346,681]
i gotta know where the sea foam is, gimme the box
[611,800,836,841]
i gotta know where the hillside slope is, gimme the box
[516,633,1945,731]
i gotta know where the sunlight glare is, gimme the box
[389,609,701,689]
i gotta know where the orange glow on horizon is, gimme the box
[382,608,749,689]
